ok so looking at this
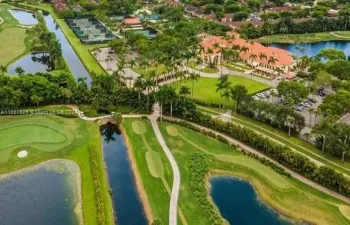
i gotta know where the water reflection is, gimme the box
[8,52,51,74]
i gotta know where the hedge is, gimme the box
[190,153,223,225]
[89,145,107,225]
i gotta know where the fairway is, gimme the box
[175,76,270,105]
[159,123,350,225]
[0,27,27,66]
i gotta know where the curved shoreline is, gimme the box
[0,159,84,225]
[209,170,331,225]
[120,125,154,223]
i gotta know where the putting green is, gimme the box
[0,124,67,150]
[215,155,291,189]
[166,126,179,136]
[0,116,76,164]
[146,150,164,178]
[132,121,146,135]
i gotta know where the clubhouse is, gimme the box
[199,31,295,78]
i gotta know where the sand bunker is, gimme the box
[17,150,28,158]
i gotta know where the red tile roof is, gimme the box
[124,18,141,25]
[200,33,293,66]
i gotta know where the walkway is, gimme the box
[182,64,277,87]
[330,32,350,39]
[165,116,350,204]
[149,104,180,225]
[200,106,350,176]
[0,16,3,25]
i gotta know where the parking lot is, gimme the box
[253,87,326,134]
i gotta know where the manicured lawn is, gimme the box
[20,3,106,75]
[0,27,27,66]
[174,76,270,105]
[159,122,350,225]
[0,115,113,225]
[0,4,28,66]
[198,105,350,176]
[122,119,174,225]
[258,31,350,44]
[132,64,169,77]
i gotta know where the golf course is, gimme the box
[151,122,350,225]
[0,114,113,225]
[0,4,29,67]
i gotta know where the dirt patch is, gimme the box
[166,126,179,136]
[132,121,146,135]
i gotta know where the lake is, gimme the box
[8,52,51,74]
[0,160,81,225]
[210,176,299,225]
[9,9,38,25]
[272,41,350,58]
[101,124,147,225]
[42,13,92,85]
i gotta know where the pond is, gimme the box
[272,41,350,58]
[8,52,51,74]
[0,160,82,225]
[42,13,92,85]
[9,9,38,25]
[101,124,147,225]
[210,176,300,225]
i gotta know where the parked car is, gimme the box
[307,98,317,103]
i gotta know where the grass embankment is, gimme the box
[174,76,270,105]
[0,4,29,66]
[20,3,106,75]
[186,61,219,74]
[132,64,169,77]
[123,119,181,225]
[199,105,350,176]
[258,31,350,44]
[0,115,113,225]
[158,122,350,225]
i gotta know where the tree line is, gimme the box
[0,72,152,114]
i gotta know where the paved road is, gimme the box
[165,116,350,204]
[149,104,180,225]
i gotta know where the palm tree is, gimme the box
[129,59,137,69]
[230,85,248,114]
[267,56,278,69]
[0,65,7,74]
[116,62,125,85]
[15,67,25,75]
[285,115,295,136]
[188,72,199,99]
[49,40,62,69]
[220,75,232,103]
[240,46,249,58]
[134,77,145,102]
[179,86,191,97]
[144,77,156,110]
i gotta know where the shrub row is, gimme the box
[174,111,350,198]
[89,145,107,225]
[190,153,223,225]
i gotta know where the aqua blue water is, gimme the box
[210,176,295,225]
[8,52,50,74]
[272,41,350,57]
[101,125,148,225]
[9,9,38,25]
[0,168,77,225]
[42,13,92,85]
